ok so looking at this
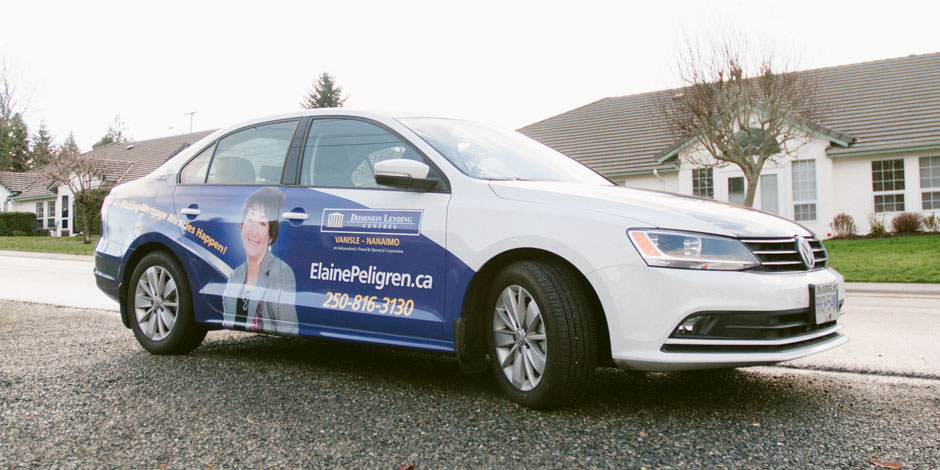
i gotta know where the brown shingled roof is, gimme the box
[80,130,214,183]
[519,52,940,175]
[0,171,42,193]
[9,130,213,201]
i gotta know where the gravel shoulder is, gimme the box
[1,300,938,469]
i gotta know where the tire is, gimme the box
[485,261,597,409]
[127,251,206,354]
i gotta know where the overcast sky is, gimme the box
[2,0,939,151]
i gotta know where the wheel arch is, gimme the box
[453,248,613,373]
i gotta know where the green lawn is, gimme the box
[0,236,100,256]
[824,234,940,283]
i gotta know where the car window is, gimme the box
[300,119,442,189]
[204,120,299,185]
[399,117,612,184]
[179,143,216,184]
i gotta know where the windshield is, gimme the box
[399,118,612,184]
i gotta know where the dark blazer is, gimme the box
[222,251,299,335]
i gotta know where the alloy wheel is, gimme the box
[134,266,179,341]
[492,285,548,391]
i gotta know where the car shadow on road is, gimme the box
[173,331,834,417]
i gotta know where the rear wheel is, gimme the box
[127,251,206,354]
[485,261,596,409]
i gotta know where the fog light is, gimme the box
[674,315,716,336]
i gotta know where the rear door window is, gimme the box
[203,120,299,185]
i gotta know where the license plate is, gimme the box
[811,282,840,324]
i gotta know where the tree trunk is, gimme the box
[82,204,92,244]
[743,170,760,208]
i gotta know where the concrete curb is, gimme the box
[846,282,940,297]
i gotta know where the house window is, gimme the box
[921,156,940,210]
[61,195,70,230]
[792,160,817,222]
[872,159,905,213]
[728,177,745,205]
[46,201,56,229]
[35,202,44,222]
[692,168,714,198]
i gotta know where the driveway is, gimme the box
[1,300,938,469]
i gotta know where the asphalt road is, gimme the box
[1,300,938,469]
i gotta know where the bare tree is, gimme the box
[51,139,107,244]
[1,62,32,171]
[662,34,819,207]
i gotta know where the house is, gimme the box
[0,130,212,236]
[519,52,940,237]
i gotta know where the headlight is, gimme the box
[627,229,759,271]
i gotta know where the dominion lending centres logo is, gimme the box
[321,208,423,236]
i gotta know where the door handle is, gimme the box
[180,208,201,216]
[282,212,309,221]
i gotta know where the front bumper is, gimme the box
[587,264,847,371]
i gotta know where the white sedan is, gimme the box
[95,109,846,409]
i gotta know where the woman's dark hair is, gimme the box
[240,187,284,244]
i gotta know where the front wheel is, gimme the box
[485,261,597,409]
[127,251,206,354]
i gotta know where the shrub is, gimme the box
[891,212,923,234]
[0,212,39,236]
[867,212,887,237]
[925,213,939,232]
[829,213,857,238]
[73,188,108,235]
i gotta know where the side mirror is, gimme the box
[374,159,439,192]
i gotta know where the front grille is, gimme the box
[741,237,828,272]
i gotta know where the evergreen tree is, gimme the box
[93,115,129,149]
[301,72,347,108]
[6,113,30,171]
[59,132,81,157]
[31,120,55,167]
[0,118,10,170]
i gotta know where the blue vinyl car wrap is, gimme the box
[96,109,847,408]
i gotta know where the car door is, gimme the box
[279,118,452,345]
[173,119,301,331]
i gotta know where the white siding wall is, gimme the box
[618,171,680,192]
[627,131,845,238]
[832,151,940,235]
[7,186,76,236]
[0,187,10,212]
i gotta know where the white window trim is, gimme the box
[791,159,817,223]
[872,158,906,214]
[692,168,714,199]
[920,156,940,211]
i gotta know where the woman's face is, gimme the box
[241,205,270,262]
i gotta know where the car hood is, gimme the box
[488,181,813,238]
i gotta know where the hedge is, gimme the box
[0,212,39,236]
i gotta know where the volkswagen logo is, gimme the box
[796,237,815,269]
